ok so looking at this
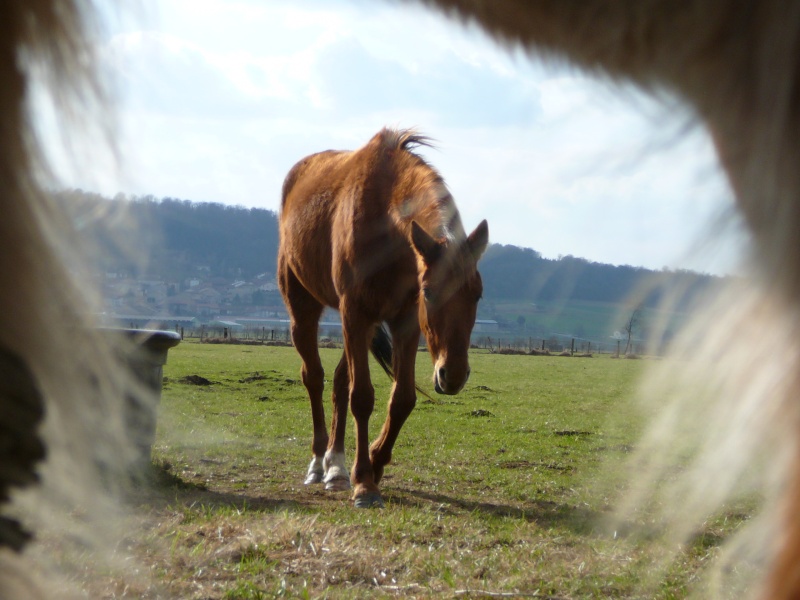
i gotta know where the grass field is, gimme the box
[105,340,748,599]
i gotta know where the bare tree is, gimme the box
[623,306,642,355]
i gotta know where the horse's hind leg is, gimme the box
[279,265,327,485]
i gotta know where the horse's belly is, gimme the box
[289,251,339,308]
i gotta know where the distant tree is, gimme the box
[622,306,642,355]
[516,315,526,331]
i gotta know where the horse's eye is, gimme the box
[422,287,435,303]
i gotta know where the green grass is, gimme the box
[109,340,748,598]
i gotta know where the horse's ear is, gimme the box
[411,221,441,265]
[467,219,489,261]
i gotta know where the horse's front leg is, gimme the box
[293,329,327,485]
[322,354,351,490]
[369,317,419,485]
[341,314,383,508]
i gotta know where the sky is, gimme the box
[51,0,748,276]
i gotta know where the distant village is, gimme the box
[102,271,500,338]
[103,269,297,335]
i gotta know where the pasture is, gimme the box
[110,340,749,598]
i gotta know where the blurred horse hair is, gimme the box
[411,0,800,597]
[4,0,800,597]
[0,2,144,597]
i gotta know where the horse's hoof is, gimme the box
[305,456,324,485]
[354,492,385,509]
[324,476,351,491]
[304,471,323,485]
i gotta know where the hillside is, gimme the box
[60,191,722,345]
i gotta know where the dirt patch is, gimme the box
[469,409,494,417]
[498,460,575,473]
[180,374,213,386]
[594,444,634,453]
[238,373,269,383]
[201,338,293,346]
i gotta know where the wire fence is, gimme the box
[149,324,646,357]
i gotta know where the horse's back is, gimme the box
[281,150,350,209]
[278,130,433,317]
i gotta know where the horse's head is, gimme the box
[411,219,489,395]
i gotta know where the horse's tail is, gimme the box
[370,324,435,402]
[370,324,395,380]
[370,323,394,381]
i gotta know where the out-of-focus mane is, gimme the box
[4,0,800,596]
[410,1,800,597]
[0,2,144,597]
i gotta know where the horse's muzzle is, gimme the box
[434,365,469,395]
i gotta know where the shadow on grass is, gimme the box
[135,461,614,539]
[130,460,318,516]
[386,487,607,536]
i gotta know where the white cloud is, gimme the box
[67,0,747,275]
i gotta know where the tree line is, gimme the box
[59,190,721,307]
[480,244,718,308]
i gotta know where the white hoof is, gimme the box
[323,450,351,490]
[304,456,324,485]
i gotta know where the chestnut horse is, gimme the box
[278,128,488,508]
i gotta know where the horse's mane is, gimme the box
[379,127,436,156]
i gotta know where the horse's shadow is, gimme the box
[135,462,612,539]
[383,487,609,537]
[129,462,316,515]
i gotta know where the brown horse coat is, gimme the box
[279,128,488,506]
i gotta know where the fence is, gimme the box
[171,325,647,356]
